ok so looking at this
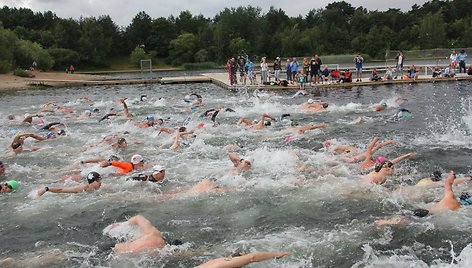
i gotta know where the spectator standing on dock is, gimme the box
[238,56,246,85]
[261,57,268,84]
[286,59,292,83]
[230,57,238,85]
[274,57,281,82]
[449,49,458,70]
[31,61,37,71]
[290,57,299,85]
[302,57,310,82]
[353,53,364,82]
[310,55,322,85]
[245,58,255,85]
[395,51,404,79]
[458,50,468,73]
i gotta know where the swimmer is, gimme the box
[300,99,328,114]
[196,251,290,268]
[99,154,147,174]
[361,153,416,184]
[41,121,65,131]
[285,122,327,134]
[92,134,128,150]
[238,113,276,130]
[130,114,159,128]
[127,165,166,183]
[45,129,66,139]
[119,98,133,118]
[37,171,102,196]
[392,108,412,120]
[0,161,5,181]
[373,100,387,111]
[109,214,182,254]
[20,113,42,124]
[169,127,195,150]
[412,170,461,216]
[348,137,396,168]
[229,153,252,174]
[3,132,45,156]
[416,171,471,187]
[0,180,18,193]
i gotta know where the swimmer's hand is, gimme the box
[100,161,111,168]
[407,152,417,158]
[37,187,47,197]
[275,252,291,259]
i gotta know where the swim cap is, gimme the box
[431,171,442,181]
[11,142,21,150]
[375,156,387,164]
[37,119,45,125]
[146,115,154,122]
[58,130,66,136]
[92,108,100,113]
[413,208,429,218]
[87,172,101,184]
[178,126,187,132]
[83,110,92,116]
[152,165,165,175]
[109,155,120,162]
[46,132,55,139]
[380,101,387,107]
[197,123,205,128]
[308,99,314,104]
[322,103,329,108]
[131,154,144,165]
[140,95,147,101]
[264,121,271,126]
[323,140,332,148]
[291,120,299,127]
[6,180,18,191]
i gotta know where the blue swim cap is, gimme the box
[146,115,155,122]
[47,132,55,139]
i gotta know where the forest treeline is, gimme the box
[1,0,472,72]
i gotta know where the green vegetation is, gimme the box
[13,69,34,77]
[182,62,220,70]
[0,0,472,73]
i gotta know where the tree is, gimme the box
[168,33,198,65]
[14,39,54,70]
[125,11,152,52]
[129,46,149,67]
[0,26,18,73]
[417,11,447,49]
[48,48,80,70]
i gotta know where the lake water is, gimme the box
[0,80,472,267]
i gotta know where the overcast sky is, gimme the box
[1,0,430,27]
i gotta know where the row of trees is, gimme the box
[1,0,472,72]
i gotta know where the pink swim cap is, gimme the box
[284,135,296,142]
[197,123,205,128]
[376,155,387,163]
[323,140,332,148]
[37,119,45,125]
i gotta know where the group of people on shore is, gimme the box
[227,49,472,87]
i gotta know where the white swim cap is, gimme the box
[130,154,144,165]
[307,99,314,104]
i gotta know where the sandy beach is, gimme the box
[0,71,109,91]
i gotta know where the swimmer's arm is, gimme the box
[444,171,456,198]
[37,185,87,196]
[228,153,241,166]
[372,140,396,153]
[120,98,132,117]
[453,176,471,185]
[158,127,173,134]
[79,157,107,165]
[261,113,276,121]
[228,252,291,266]
[390,152,416,164]
[127,215,158,234]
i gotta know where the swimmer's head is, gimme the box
[7,115,15,120]
[108,155,120,162]
[156,118,164,125]
[431,171,442,181]
[380,100,387,107]
[264,121,271,126]
[11,142,21,150]
[92,108,100,113]
[374,160,394,173]
[131,154,144,165]
[117,138,127,146]
[37,119,45,125]
[46,132,55,139]
[151,165,166,182]
[307,99,314,104]
[413,208,429,218]
[58,129,66,136]
[146,114,155,122]
[170,239,183,246]
[375,156,387,164]
[322,103,329,109]
[86,172,101,184]
[178,126,187,132]
[460,192,471,201]
[83,110,92,117]
[291,120,299,127]
[323,140,332,148]
[140,95,147,101]
[5,180,18,191]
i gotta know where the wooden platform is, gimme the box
[198,72,472,90]
[28,78,160,87]
[159,76,211,84]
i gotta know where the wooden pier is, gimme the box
[28,78,160,87]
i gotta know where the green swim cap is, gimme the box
[6,180,18,191]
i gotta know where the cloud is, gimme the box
[1,0,429,26]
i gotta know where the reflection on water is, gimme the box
[0,81,472,267]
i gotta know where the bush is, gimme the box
[0,60,11,74]
[48,48,80,70]
[14,40,54,70]
[182,61,219,70]
[13,69,34,77]
[130,46,150,68]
